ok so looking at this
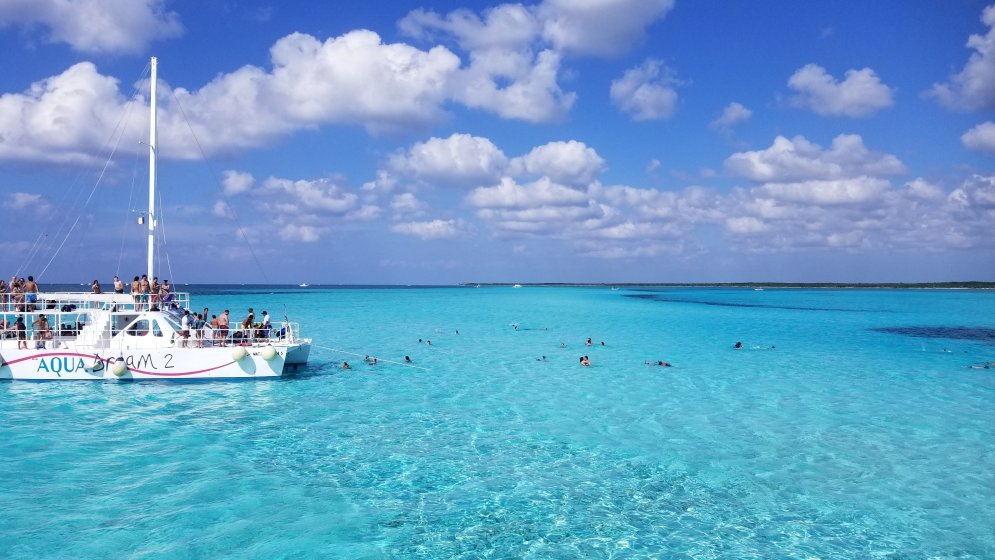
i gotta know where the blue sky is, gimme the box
[1,0,994,284]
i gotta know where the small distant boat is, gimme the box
[513,284,522,288]
[611,286,620,291]
[754,288,764,291]
[299,283,309,288]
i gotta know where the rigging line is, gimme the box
[38,104,136,281]
[311,343,430,371]
[16,232,48,279]
[155,183,176,284]
[38,64,151,281]
[168,88,271,284]
[116,155,142,277]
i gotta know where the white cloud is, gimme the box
[725,134,906,183]
[453,48,576,122]
[0,0,182,54]
[928,5,995,110]
[787,64,894,117]
[262,177,358,214]
[398,4,538,52]
[391,219,465,239]
[387,133,508,187]
[510,140,605,185]
[948,174,995,208]
[710,102,752,131]
[278,224,322,243]
[0,31,464,163]
[165,30,461,147]
[961,121,995,152]
[401,0,675,59]
[0,62,137,165]
[467,176,588,209]
[537,0,675,58]
[390,193,427,216]
[397,0,676,122]
[222,170,255,196]
[725,216,769,235]
[756,177,891,206]
[211,200,233,219]
[903,178,945,200]
[4,192,52,215]
[610,59,679,121]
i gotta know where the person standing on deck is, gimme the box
[138,275,150,311]
[180,310,190,348]
[113,276,124,294]
[242,308,255,339]
[24,276,38,311]
[218,310,230,346]
[14,316,27,349]
[11,279,24,312]
[130,276,140,307]
[150,277,159,308]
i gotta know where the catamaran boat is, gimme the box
[0,57,311,381]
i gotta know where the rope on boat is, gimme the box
[311,343,430,371]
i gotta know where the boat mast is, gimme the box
[147,56,158,280]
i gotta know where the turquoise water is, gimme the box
[2,286,994,558]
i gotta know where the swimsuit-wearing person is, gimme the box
[218,310,230,345]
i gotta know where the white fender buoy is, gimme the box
[261,345,277,361]
[111,360,127,377]
[231,347,248,362]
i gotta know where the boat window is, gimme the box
[159,314,181,331]
[112,314,139,337]
[151,320,163,337]
[126,319,150,337]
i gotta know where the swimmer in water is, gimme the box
[405,356,412,363]
[645,360,672,367]
[580,356,591,366]
[734,341,743,349]
[586,338,592,346]
[342,361,350,369]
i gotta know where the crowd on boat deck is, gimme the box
[0,275,40,313]
[1,274,283,348]
[174,307,275,347]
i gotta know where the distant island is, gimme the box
[464,282,995,289]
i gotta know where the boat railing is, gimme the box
[9,291,193,313]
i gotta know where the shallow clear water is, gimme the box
[2,286,994,558]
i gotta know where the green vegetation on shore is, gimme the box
[465,281,995,289]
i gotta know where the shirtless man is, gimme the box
[138,275,151,310]
[34,315,52,343]
[24,275,38,311]
[131,276,140,307]
[150,277,160,308]
[218,310,230,345]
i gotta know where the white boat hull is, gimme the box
[0,344,305,380]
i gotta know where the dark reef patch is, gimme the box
[624,293,876,313]
[871,326,995,344]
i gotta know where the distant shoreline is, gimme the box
[463,282,995,289]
